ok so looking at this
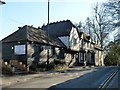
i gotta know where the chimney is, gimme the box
[18,27,21,29]
[38,26,40,29]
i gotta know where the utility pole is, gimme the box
[47,0,50,70]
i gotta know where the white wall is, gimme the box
[69,27,80,51]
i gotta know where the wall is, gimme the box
[94,50,104,66]
[27,43,66,66]
[2,41,27,64]
[27,43,76,67]
[95,50,99,66]
[69,27,80,51]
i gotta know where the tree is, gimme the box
[82,2,116,49]
[104,1,120,23]
[104,43,120,66]
[83,17,99,44]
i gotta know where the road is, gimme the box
[2,66,119,89]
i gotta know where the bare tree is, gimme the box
[77,1,119,49]
[89,3,115,48]
[105,1,120,22]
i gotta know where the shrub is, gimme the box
[29,64,37,71]
[54,64,68,70]
[48,62,55,70]
[37,61,47,68]
[54,59,66,65]
[2,63,14,76]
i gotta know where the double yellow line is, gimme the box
[98,70,119,90]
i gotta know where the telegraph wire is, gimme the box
[1,15,24,25]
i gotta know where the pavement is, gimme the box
[1,66,94,87]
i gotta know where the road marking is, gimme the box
[98,70,118,90]
[52,84,56,85]
[76,73,78,75]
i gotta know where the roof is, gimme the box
[94,44,103,51]
[2,20,103,51]
[41,20,73,37]
[41,20,76,48]
[2,26,27,42]
[88,50,96,54]
[27,26,59,46]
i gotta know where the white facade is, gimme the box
[69,27,80,51]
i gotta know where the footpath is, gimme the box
[1,66,95,87]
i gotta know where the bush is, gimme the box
[54,59,66,65]
[37,61,47,68]
[2,63,14,76]
[29,64,37,71]
[48,62,55,70]
[54,64,68,70]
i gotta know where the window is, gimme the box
[80,53,84,61]
[82,40,86,49]
[87,42,89,48]
[82,40,84,48]
[74,38,77,45]
[90,43,92,48]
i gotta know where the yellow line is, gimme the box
[98,70,118,90]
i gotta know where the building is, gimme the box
[2,20,104,67]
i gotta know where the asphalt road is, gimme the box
[3,66,119,89]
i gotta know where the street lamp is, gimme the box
[0,1,6,5]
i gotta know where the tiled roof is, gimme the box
[2,20,103,51]
[27,26,60,46]
[41,20,73,37]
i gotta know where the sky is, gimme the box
[0,0,112,40]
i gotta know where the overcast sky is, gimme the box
[0,0,109,40]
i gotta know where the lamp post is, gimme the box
[47,0,50,70]
[0,0,6,5]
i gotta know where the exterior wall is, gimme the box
[95,50,104,66]
[64,53,72,65]
[27,43,53,66]
[95,50,99,66]
[2,41,27,64]
[27,43,74,66]
[27,43,34,66]
[79,34,84,49]
[69,27,80,51]
[99,51,104,66]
